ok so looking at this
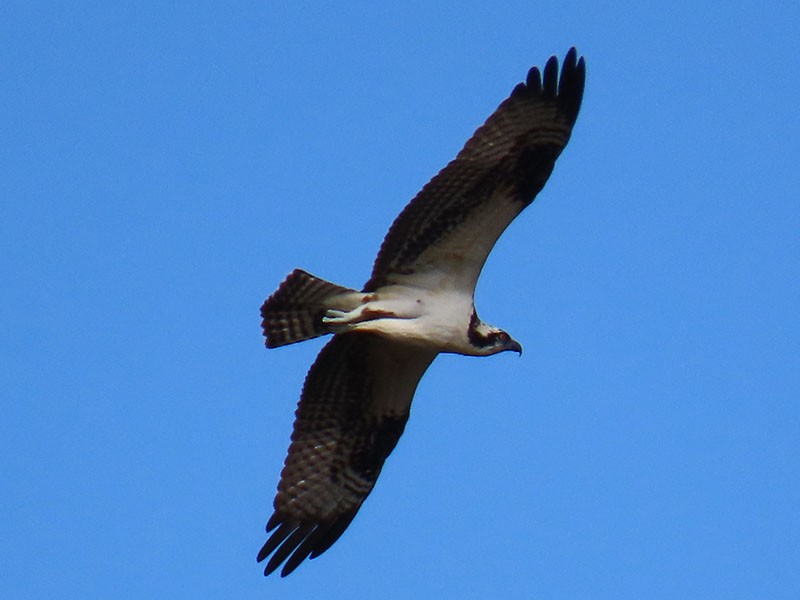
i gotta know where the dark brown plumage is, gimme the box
[364,47,584,291]
[258,333,436,576]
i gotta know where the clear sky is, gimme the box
[2,2,798,598]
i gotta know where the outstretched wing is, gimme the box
[364,48,585,293]
[257,333,436,577]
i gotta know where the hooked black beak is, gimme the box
[506,338,523,356]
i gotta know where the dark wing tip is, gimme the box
[257,510,359,577]
[523,66,542,94]
[558,47,586,125]
[542,54,559,98]
[265,523,315,577]
[512,47,586,125]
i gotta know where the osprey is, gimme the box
[258,48,585,577]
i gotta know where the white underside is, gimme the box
[324,278,481,355]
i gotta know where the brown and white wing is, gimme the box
[257,333,436,577]
[364,48,585,293]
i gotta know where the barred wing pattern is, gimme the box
[365,47,585,293]
[258,333,436,576]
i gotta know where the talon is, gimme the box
[322,309,349,324]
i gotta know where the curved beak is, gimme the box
[506,338,523,356]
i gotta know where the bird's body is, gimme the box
[327,279,486,353]
[257,48,586,577]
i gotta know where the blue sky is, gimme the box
[2,2,799,598]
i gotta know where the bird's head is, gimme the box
[467,312,523,356]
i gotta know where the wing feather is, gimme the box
[257,333,436,576]
[364,48,585,292]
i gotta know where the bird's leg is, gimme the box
[322,304,397,328]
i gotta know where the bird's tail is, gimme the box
[260,269,365,348]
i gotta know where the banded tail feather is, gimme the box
[260,269,364,348]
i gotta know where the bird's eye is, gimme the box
[496,331,509,343]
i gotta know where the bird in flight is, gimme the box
[257,48,585,577]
